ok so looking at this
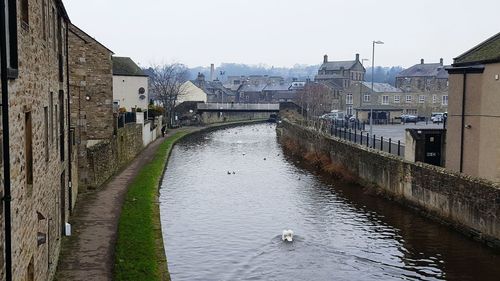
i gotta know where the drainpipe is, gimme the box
[66,24,72,213]
[0,1,13,280]
[459,73,467,173]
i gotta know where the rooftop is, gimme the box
[320,60,357,71]
[361,82,402,93]
[112,57,148,77]
[396,61,449,79]
[454,32,500,66]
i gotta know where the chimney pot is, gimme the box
[421,59,424,64]
[324,54,328,64]
[440,58,443,66]
[355,53,360,61]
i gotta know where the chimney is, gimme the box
[420,58,424,64]
[210,64,215,81]
[324,54,328,64]
[355,53,360,61]
[440,58,443,66]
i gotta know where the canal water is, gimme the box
[159,123,500,281]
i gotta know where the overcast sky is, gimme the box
[63,0,499,69]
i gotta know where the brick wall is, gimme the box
[279,120,500,248]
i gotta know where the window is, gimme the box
[20,0,29,28]
[406,95,412,103]
[25,112,33,186]
[42,0,46,40]
[432,95,437,104]
[44,107,49,162]
[419,95,425,103]
[2,0,19,78]
[363,94,370,102]
[49,92,54,144]
[394,95,400,103]
[347,105,353,116]
[52,7,56,50]
[346,94,353,105]
[59,91,65,161]
[406,109,418,115]
[442,95,448,106]
[382,95,389,105]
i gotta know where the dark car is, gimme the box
[400,114,418,123]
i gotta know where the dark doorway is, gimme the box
[424,134,442,166]
[60,171,66,236]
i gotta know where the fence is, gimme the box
[117,112,137,128]
[300,119,405,158]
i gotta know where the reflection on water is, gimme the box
[159,123,500,281]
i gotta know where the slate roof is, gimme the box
[239,83,266,92]
[319,80,343,90]
[320,60,356,71]
[361,82,402,93]
[396,63,449,79]
[263,83,291,91]
[454,32,500,66]
[112,57,148,77]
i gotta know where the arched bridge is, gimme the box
[197,103,280,112]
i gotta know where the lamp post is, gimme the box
[358,59,369,119]
[370,40,384,138]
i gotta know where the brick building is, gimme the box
[68,23,114,190]
[395,59,449,116]
[0,0,74,280]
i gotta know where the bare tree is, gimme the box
[149,63,190,126]
[298,82,337,119]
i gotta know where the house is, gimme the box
[192,73,235,103]
[112,57,149,112]
[177,81,208,104]
[395,59,449,116]
[315,54,366,90]
[68,23,114,189]
[346,82,403,122]
[0,0,74,280]
[445,32,500,182]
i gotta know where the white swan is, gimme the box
[282,229,294,242]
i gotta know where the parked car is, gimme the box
[400,114,418,123]
[431,112,444,123]
[320,111,345,121]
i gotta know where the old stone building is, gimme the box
[68,23,114,190]
[314,53,366,90]
[395,59,449,116]
[445,32,500,182]
[346,82,403,122]
[0,0,73,280]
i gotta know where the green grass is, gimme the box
[114,132,188,281]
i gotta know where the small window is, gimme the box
[25,112,33,186]
[406,95,413,103]
[44,107,49,162]
[442,95,448,106]
[432,95,437,104]
[346,94,353,105]
[3,0,19,78]
[363,95,370,102]
[419,95,425,103]
[20,0,29,28]
[382,95,389,105]
[394,95,400,103]
[42,0,47,40]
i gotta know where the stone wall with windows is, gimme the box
[0,0,72,280]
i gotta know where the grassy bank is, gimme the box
[114,132,188,281]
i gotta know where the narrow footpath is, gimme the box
[55,128,194,281]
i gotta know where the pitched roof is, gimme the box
[112,57,148,77]
[263,83,291,91]
[453,32,500,66]
[319,80,343,90]
[69,23,114,54]
[396,63,449,78]
[239,83,266,92]
[361,82,402,93]
[320,60,356,71]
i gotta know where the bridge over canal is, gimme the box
[196,103,281,124]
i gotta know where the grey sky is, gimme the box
[64,0,500,69]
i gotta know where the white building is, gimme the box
[112,56,149,112]
[177,81,208,104]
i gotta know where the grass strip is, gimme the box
[114,132,188,281]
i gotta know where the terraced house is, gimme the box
[0,0,75,280]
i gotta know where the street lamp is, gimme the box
[370,40,384,139]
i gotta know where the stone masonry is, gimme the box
[68,23,114,190]
[0,1,73,280]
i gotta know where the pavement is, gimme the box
[54,127,192,281]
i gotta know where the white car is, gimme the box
[431,113,444,123]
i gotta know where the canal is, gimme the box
[159,123,500,281]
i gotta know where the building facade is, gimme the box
[346,82,403,122]
[0,1,74,280]
[112,57,149,112]
[395,59,449,116]
[445,32,500,182]
[68,23,114,189]
[315,54,366,90]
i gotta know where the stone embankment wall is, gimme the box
[200,111,271,124]
[86,123,144,189]
[278,120,500,248]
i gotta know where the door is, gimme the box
[424,134,442,166]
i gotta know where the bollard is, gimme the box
[366,133,369,147]
[381,136,384,151]
[388,138,392,154]
[398,140,401,156]
[372,134,376,148]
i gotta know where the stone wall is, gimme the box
[200,111,271,124]
[86,124,143,189]
[0,1,73,280]
[68,23,114,190]
[279,120,500,248]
